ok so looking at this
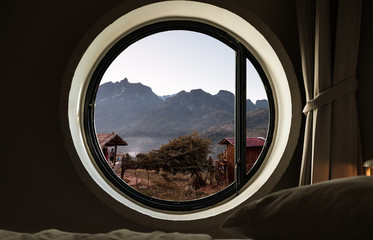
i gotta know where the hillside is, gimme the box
[94,79,269,156]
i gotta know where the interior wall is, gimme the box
[0,0,338,236]
[0,0,153,234]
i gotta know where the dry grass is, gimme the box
[116,169,230,201]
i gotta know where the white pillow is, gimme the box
[221,176,373,239]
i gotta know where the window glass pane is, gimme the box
[94,30,235,201]
[245,58,269,173]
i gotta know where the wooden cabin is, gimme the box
[218,137,265,182]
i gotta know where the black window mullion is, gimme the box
[235,43,247,190]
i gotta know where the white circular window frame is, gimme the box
[68,1,299,221]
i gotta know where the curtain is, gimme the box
[297,0,363,185]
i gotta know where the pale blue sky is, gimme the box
[100,30,267,102]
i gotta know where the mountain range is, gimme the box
[94,78,269,156]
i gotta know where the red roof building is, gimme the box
[218,137,265,148]
[218,137,265,183]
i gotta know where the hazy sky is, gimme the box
[100,30,267,102]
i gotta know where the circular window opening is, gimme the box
[84,21,274,211]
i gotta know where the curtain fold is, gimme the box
[297,0,363,185]
[297,0,315,185]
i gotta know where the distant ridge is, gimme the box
[94,78,269,155]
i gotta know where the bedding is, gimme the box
[4,176,372,240]
[0,229,213,240]
[221,176,373,240]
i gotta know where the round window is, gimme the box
[67,1,300,222]
[84,21,274,211]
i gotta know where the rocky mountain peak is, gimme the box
[94,78,270,155]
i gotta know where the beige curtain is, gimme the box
[297,0,363,185]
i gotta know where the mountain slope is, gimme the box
[94,79,269,155]
[95,78,164,133]
[129,89,234,137]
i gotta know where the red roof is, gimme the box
[218,137,265,147]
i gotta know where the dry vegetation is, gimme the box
[115,168,230,201]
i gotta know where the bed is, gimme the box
[2,176,372,240]
[0,229,214,240]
